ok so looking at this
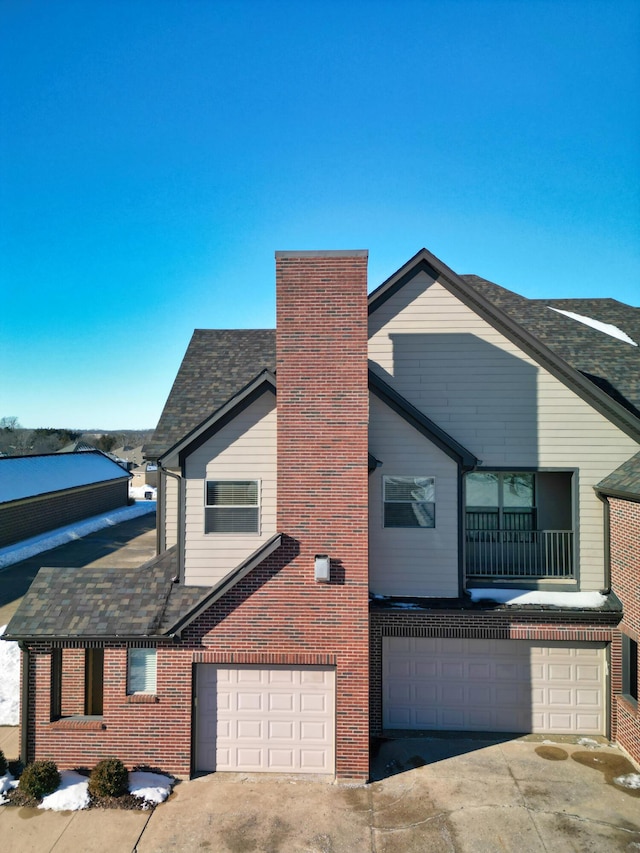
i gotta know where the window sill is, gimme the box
[50,717,105,731]
[126,693,159,704]
[618,694,639,716]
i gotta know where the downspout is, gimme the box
[158,462,185,583]
[18,642,30,765]
[595,489,611,593]
[155,465,164,555]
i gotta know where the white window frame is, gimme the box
[383,476,436,528]
[204,479,261,535]
[127,648,157,695]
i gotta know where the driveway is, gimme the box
[2,735,638,852]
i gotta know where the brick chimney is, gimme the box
[275,250,370,779]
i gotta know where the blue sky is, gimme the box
[1,0,638,430]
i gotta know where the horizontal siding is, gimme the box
[369,393,459,597]
[184,393,276,586]
[163,473,179,549]
[369,272,639,591]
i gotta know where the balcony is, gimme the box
[465,527,574,579]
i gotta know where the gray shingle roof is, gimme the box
[3,547,210,640]
[144,329,276,459]
[596,451,640,499]
[461,276,640,418]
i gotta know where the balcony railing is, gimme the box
[465,529,574,578]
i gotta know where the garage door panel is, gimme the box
[383,638,605,735]
[196,665,335,774]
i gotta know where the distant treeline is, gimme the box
[0,418,153,456]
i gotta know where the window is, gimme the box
[383,476,435,528]
[50,647,103,720]
[465,472,536,532]
[85,649,104,715]
[128,648,157,694]
[622,634,638,706]
[205,480,259,533]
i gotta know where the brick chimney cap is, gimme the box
[275,249,368,259]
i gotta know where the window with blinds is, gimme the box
[383,476,436,528]
[205,480,260,534]
[128,648,157,694]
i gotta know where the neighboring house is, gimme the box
[4,248,640,781]
[112,445,145,468]
[0,451,131,549]
[129,462,158,491]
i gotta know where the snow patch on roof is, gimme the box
[468,588,607,608]
[548,307,638,346]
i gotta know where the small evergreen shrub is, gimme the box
[0,749,7,775]
[88,757,129,798]
[19,760,60,799]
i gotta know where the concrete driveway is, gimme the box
[2,735,638,852]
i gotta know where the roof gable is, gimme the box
[368,249,640,442]
[145,329,276,459]
[159,370,277,468]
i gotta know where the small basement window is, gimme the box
[128,648,157,694]
[383,476,435,528]
[205,480,260,533]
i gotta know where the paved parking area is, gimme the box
[2,735,638,852]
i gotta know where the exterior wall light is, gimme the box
[314,554,331,583]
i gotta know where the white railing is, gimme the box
[465,529,574,578]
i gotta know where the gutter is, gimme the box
[157,462,185,583]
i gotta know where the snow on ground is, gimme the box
[30,770,174,811]
[467,588,607,608]
[129,771,174,806]
[39,771,90,811]
[129,484,157,500]
[0,626,20,725]
[0,501,155,570]
[614,773,640,789]
[0,772,17,804]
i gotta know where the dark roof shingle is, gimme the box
[144,329,276,459]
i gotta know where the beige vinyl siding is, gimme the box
[163,471,179,549]
[369,271,639,591]
[183,392,276,586]
[369,393,459,597]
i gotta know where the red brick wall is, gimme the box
[24,643,194,776]
[60,649,85,717]
[609,496,640,764]
[272,250,370,779]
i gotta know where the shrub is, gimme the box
[88,757,129,798]
[0,749,7,776]
[19,760,60,799]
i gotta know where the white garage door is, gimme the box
[383,637,606,735]
[195,665,335,774]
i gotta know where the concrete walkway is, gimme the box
[1,736,639,852]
